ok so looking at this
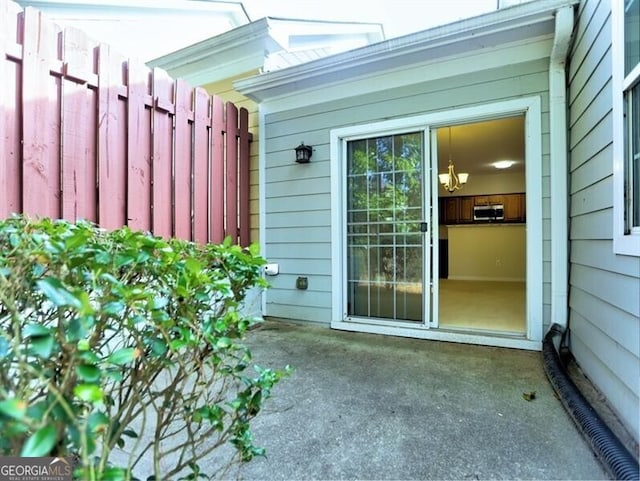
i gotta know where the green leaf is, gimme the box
[149,339,167,356]
[26,401,47,421]
[88,412,109,433]
[23,324,50,337]
[107,348,138,365]
[79,350,100,364]
[30,334,55,359]
[184,258,202,274]
[76,364,101,382]
[121,429,138,439]
[102,301,125,316]
[0,398,27,420]
[36,277,82,308]
[21,425,57,457]
[103,370,124,382]
[101,467,128,481]
[74,384,104,403]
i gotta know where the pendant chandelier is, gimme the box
[439,127,469,193]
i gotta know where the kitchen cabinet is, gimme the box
[459,196,474,223]
[474,195,504,206]
[443,197,459,224]
[504,193,525,222]
[440,193,525,224]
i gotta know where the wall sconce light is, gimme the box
[295,142,312,163]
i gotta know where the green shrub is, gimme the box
[0,215,287,480]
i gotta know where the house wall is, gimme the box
[261,56,552,326]
[567,0,640,442]
[202,71,260,244]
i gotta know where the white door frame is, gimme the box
[330,96,543,351]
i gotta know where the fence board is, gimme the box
[97,44,127,229]
[193,88,209,244]
[151,67,174,238]
[21,7,62,219]
[126,60,151,232]
[61,27,97,222]
[225,103,238,241]
[0,1,22,218]
[1,0,252,246]
[174,78,192,240]
[239,107,250,246]
[210,96,225,243]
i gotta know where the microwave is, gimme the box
[473,204,504,221]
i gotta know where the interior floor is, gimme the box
[438,279,526,333]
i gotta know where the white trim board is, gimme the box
[330,96,545,348]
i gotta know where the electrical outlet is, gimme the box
[296,276,308,290]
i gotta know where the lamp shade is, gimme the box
[295,142,312,163]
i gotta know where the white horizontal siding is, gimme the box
[570,176,612,216]
[568,0,640,443]
[569,287,639,356]
[571,144,612,192]
[571,328,640,436]
[571,264,640,318]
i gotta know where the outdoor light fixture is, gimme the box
[438,127,469,193]
[295,142,312,163]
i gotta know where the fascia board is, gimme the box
[234,0,578,102]
[149,19,278,69]
[148,19,284,83]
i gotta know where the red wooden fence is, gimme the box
[0,0,251,245]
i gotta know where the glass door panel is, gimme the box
[346,132,425,322]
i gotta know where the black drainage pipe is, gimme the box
[543,323,639,481]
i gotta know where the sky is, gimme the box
[240,0,500,39]
[18,0,507,62]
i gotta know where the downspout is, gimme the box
[548,5,573,330]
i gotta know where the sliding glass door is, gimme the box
[346,131,429,323]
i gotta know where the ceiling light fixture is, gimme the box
[493,160,515,169]
[439,127,469,193]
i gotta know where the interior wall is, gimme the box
[438,171,525,198]
[447,224,526,281]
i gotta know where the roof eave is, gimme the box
[235,0,579,103]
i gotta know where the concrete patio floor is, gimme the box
[234,320,610,480]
